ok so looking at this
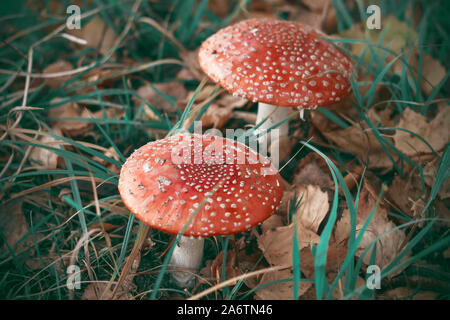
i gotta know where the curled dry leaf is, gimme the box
[334,182,407,270]
[393,105,450,157]
[42,60,74,89]
[29,127,63,170]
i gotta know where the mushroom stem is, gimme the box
[255,103,290,159]
[169,236,205,287]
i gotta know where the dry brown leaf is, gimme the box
[68,16,117,56]
[88,222,118,232]
[179,49,203,80]
[207,0,230,18]
[42,60,74,89]
[25,252,70,272]
[257,183,344,280]
[321,120,397,169]
[232,111,257,124]
[182,85,217,106]
[29,128,63,170]
[423,156,450,200]
[200,94,247,129]
[301,0,329,13]
[393,105,450,157]
[420,53,446,96]
[435,199,450,227]
[0,199,34,260]
[134,82,188,115]
[254,268,312,300]
[92,146,121,175]
[81,67,124,89]
[210,250,239,286]
[335,182,407,269]
[260,214,284,234]
[292,8,323,30]
[293,152,333,189]
[201,245,265,290]
[176,68,196,81]
[48,99,93,136]
[91,108,125,121]
[245,0,280,20]
[380,287,438,300]
[387,174,426,218]
[258,222,320,267]
[200,103,234,129]
[82,282,132,300]
[339,15,417,70]
[82,252,140,300]
[293,184,329,233]
[275,188,296,218]
[181,88,247,130]
[331,275,366,300]
[216,93,248,109]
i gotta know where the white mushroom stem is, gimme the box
[169,236,205,287]
[255,103,290,160]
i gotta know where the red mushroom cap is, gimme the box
[198,18,355,109]
[118,133,283,237]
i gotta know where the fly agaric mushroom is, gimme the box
[118,133,283,287]
[198,18,355,155]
